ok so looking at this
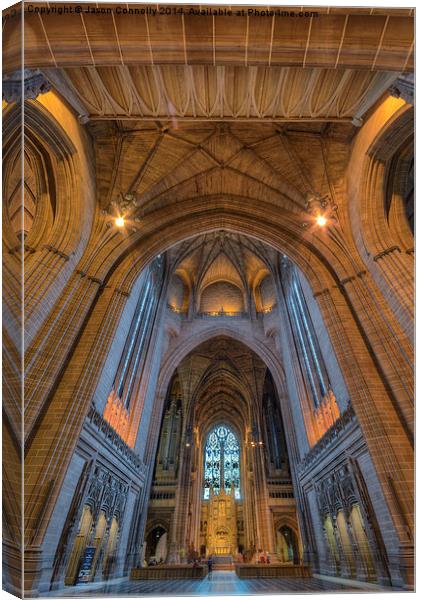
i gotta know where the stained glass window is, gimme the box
[203,425,240,499]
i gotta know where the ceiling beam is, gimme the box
[86,115,356,123]
[3,7,414,73]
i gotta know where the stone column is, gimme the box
[24,271,105,438]
[315,285,413,586]
[341,271,413,438]
[168,435,193,563]
[372,247,413,340]
[23,284,132,595]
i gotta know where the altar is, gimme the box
[206,486,237,556]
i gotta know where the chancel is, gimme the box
[2,2,414,598]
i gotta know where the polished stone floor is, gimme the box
[45,571,396,597]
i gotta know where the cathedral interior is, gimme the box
[2,2,414,598]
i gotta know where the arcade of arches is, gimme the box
[2,4,414,597]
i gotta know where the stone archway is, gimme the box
[277,525,300,565]
[145,526,168,564]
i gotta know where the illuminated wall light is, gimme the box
[316,215,327,227]
[115,216,125,228]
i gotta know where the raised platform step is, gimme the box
[235,563,312,578]
[212,555,234,570]
[212,555,233,565]
[131,565,206,580]
[213,564,234,571]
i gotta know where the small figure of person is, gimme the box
[207,555,213,578]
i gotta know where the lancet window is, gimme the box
[103,256,165,442]
[280,257,341,440]
[281,258,330,407]
[113,256,164,409]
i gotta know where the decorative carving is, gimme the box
[305,192,328,216]
[42,245,71,261]
[373,246,401,262]
[314,389,341,441]
[102,192,142,231]
[3,68,51,103]
[297,404,356,475]
[86,404,146,474]
[206,487,238,556]
[315,464,358,520]
[85,465,129,522]
[103,391,130,442]
[389,73,414,105]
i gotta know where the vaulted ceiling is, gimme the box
[168,232,275,290]
[3,4,413,234]
[175,336,268,433]
[89,119,353,218]
[3,4,413,285]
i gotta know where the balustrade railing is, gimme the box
[167,304,278,320]
[197,310,249,319]
[167,304,188,318]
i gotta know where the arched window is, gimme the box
[203,425,240,500]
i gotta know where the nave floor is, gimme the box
[44,571,397,597]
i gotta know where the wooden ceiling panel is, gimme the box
[303,14,347,68]
[23,14,57,68]
[406,49,414,72]
[184,14,215,64]
[4,5,413,73]
[40,14,94,66]
[339,15,388,69]
[112,10,152,64]
[270,17,310,66]
[214,16,248,64]
[147,14,187,63]
[379,16,414,71]
[245,15,273,65]
[369,8,414,17]
[83,11,122,64]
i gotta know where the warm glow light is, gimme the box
[316,215,327,227]
[115,216,125,228]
